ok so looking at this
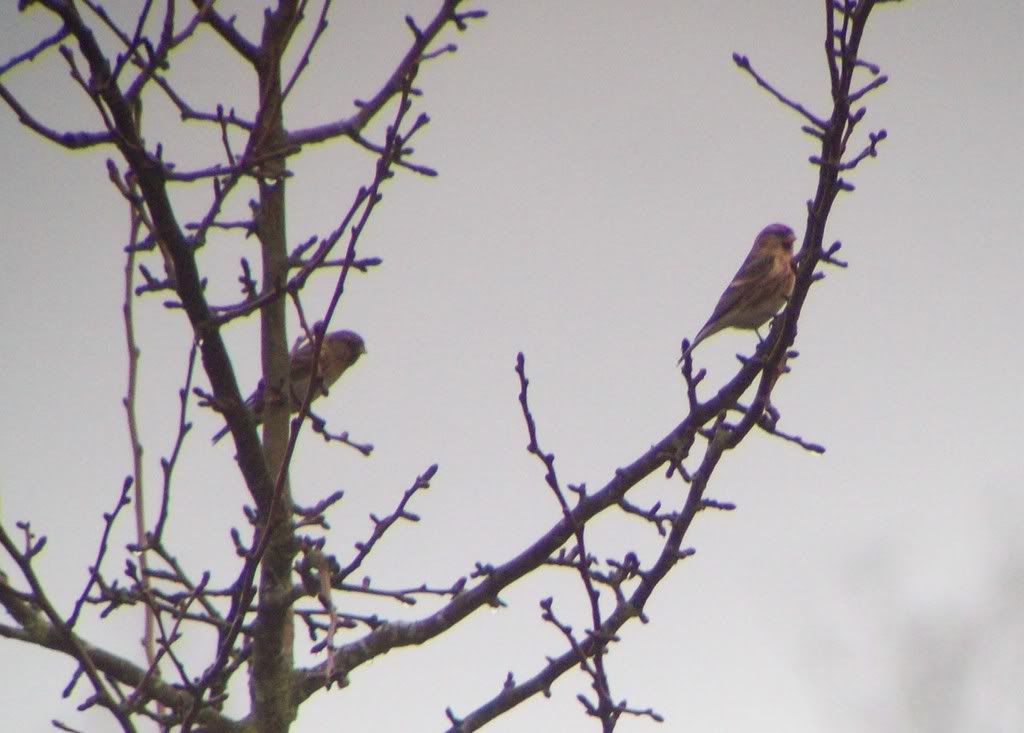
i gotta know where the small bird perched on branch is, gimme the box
[212,328,366,444]
[679,223,797,363]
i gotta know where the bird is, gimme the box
[212,328,366,444]
[679,223,797,363]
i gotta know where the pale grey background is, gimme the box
[1,1,1022,731]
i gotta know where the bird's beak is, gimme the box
[784,232,797,247]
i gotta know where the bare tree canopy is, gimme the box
[16,2,1013,732]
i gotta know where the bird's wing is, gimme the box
[289,343,316,380]
[703,253,775,323]
[730,252,776,287]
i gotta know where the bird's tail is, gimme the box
[678,317,723,365]
[677,330,707,365]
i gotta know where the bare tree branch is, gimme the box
[287,0,487,147]
[0,23,69,75]
[0,83,113,147]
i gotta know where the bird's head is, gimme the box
[326,330,366,357]
[756,223,797,255]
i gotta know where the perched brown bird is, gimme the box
[212,329,366,444]
[679,223,797,363]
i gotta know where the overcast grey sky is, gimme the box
[2,2,1023,731]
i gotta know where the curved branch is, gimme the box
[189,0,260,63]
[287,0,487,147]
[0,83,113,148]
[295,329,777,701]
